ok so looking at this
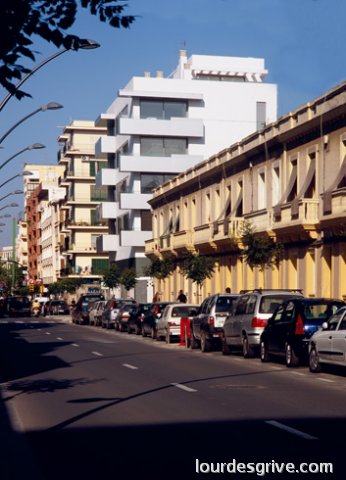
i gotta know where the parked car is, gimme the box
[142,302,174,339]
[260,298,345,367]
[72,294,105,325]
[101,298,136,329]
[115,303,138,332]
[94,300,106,327]
[7,296,31,317]
[126,303,152,334]
[190,294,240,352]
[46,300,70,315]
[309,306,346,372]
[222,289,304,358]
[156,303,199,343]
[88,301,99,326]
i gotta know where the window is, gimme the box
[90,185,108,201]
[141,210,152,231]
[256,102,266,130]
[140,100,187,119]
[141,174,175,193]
[140,137,187,157]
[258,170,266,210]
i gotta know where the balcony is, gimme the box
[244,209,273,234]
[194,224,216,252]
[95,168,127,188]
[120,230,152,247]
[95,135,129,157]
[211,218,244,250]
[321,188,346,224]
[272,199,320,240]
[119,117,204,138]
[145,238,160,259]
[120,192,152,210]
[67,221,108,230]
[172,230,194,253]
[96,234,119,253]
[96,202,120,220]
[119,154,203,174]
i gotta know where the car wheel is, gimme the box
[285,342,299,367]
[242,335,255,358]
[190,331,199,349]
[200,332,211,352]
[221,334,231,355]
[260,340,270,362]
[309,347,322,373]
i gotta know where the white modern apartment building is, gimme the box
[95,51,277,297]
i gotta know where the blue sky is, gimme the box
[0,0,345,247]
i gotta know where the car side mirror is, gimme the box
[321,322,329,330]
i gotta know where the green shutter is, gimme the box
[89,161,96,176]
[92,258,109,274]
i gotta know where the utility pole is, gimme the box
[11,217,16,293]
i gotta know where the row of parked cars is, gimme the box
[70,289,346,374]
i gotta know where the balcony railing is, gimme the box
[273,199,319,228]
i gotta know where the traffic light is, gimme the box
[29,284,34,292]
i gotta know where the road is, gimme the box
[0,316,346,479]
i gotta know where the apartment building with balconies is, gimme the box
[57,120,109,281]
[146,80,346,303]
[95,50,277,299]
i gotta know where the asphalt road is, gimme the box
[1,316,346,479]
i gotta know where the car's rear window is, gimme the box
[259,295,299,314]
[215,296,237,313]
[171,306,197,317]
[83,296,104,303]
[303,302,344,322]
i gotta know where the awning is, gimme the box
[291,157,316,216]
[323,155,346,214]
[273,163,297,219]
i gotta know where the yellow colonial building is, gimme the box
[145,81,346,303]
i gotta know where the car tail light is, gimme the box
[208,316,215,326]
[168,321,177,326]
[251,317,267,328]
[295,314,305,335]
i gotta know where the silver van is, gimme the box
[222,289,304,358]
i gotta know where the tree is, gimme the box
[102,263,120,289]
[143,257,174,281]
[0,0,136,98]
[48,277,82,295]
[119,268,137,292]
[241,221,283,271]
[180,252,215,299]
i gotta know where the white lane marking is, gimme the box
[291,371,305,376]
[171,382,197,393]
[14,321,24,324]
[38,328,42,331]
[317,377,334,383]
[265,420,318,440]
[56,337,63,341]
[122,363,139,370]
[72,343,79,347]
[45,332,51,335]
[92,351,103,357]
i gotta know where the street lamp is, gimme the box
[0,202,19,212]
[0,143,45,171]
[0,190,23,204]
[0,170,33,190]
[0,38,100,112]
[0,103,63,145]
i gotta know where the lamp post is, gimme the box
[0,103,63,145]
[0,143,45,171]
[0,38,100,112]
[0,171,33,190]
[0,202,19,212]
[0,190,23,204]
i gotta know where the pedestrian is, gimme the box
[152,291,160,303]
[177,289,187,303]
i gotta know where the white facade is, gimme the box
[95,50,278,276]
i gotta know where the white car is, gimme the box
[309,306,346,372]
[156,303,199,344]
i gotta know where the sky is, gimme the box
[0,0,345,247]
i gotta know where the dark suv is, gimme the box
[7,296,31,317]
[260,298,345,367]
[72,294,105,325]
[190,294,240,352]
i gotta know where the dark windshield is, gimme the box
[215,296,237,313]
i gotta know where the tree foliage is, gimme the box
[0,0,136,98]
[241,221,283,271]
[180,252,215,287]
[143,257,174,280]
[102,263,120,289]
[119,268,137,291]
[48,277,82,294]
